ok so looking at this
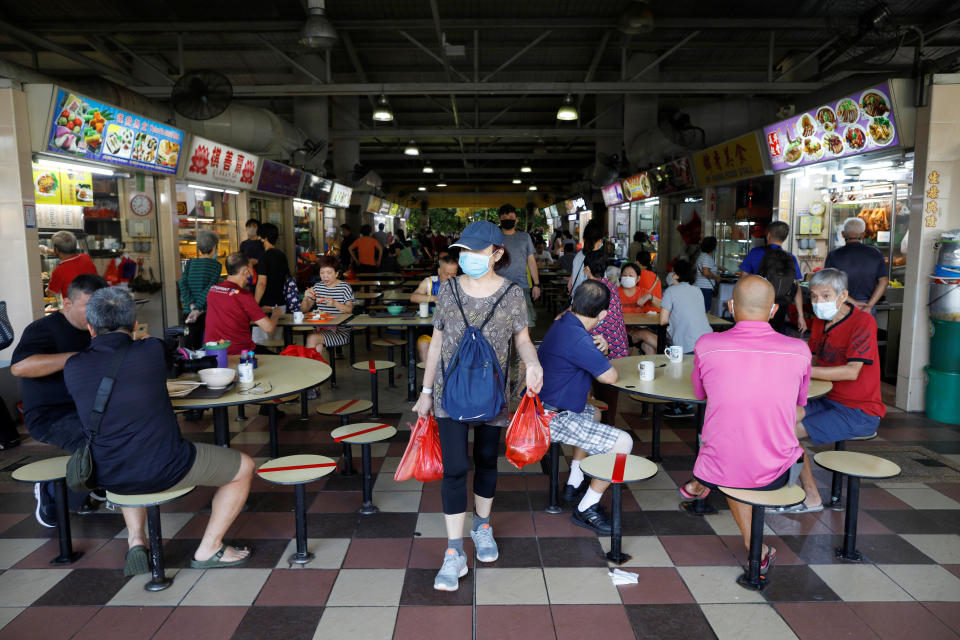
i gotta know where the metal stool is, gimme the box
[332,422,398,515]
[628,395,672,463]
[254,395,299,458]
[257,455,336,566]
[350,360,396,418]
[718,484,805,591]
[371,338,408,388]
[814,451,901,562]
[828,433,879,509]
[315,398,374,476]
[11,456,81,565]
[106,486,195,591]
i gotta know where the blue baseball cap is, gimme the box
[450,220,504,251]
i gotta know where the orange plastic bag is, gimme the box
[505,393,551,469]
[279,344,328,364]
[413,415,444,482]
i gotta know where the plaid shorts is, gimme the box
[547,404,623,455]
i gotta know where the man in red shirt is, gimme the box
[204,253,281,355]
[47,230,98,296]
[788,268,884,513]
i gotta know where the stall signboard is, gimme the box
[299,173,333,202]
[378,199,392,215]
[564,196,588,214]
[763,82,900,171]
[32,166,94,207]
[693,133,769,186]
[403,207,411,220]
[366,195,382,214]
[388,202,400,216]
[183,136,258,188]
[46,88,184,175]
[256,159,303,196]
[622,172,653,201]
[329,182,353,208]
[601,182,625,206]
[649,157,696,195]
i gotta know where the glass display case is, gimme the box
[176,186,238,275]
[717,220,760,273]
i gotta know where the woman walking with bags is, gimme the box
[414,221,543,592]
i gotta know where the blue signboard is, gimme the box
[46,88,185,175]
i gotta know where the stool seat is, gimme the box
[719,484,805,509]
[315,398,373,416]
[371,338,407,347]
[332,422,397,444]
[814,451,900,479]
[254,393,300,405]
[257,454,336,485]
[580,453,658,484]
[106,486,195,508]
[12,456,69,483]
[352,359,396,372]
[586,398,609,412]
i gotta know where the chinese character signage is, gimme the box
[693,133,769,186]
[47,88,184,175]
[183,135,258,189]
[300,173,333,202]
[601,182,625,206]
[564,196,588,214]
[366,195,382,214]
[256,159,303,197]
[763,82,899,172]
[328,182,353,208]
[648,157,696,195]
[622,172,653,201]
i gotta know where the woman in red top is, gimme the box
[634,252,662,313]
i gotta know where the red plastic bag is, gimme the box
[395,417,427,482]
[505,393,551,469]
[395,414,443,483]
[279,344,328,364]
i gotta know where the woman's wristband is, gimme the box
[420,387,433,395]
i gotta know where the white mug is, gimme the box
[293,311,305,323]
[638,361,655,382]
[664,345,683,363]
[418,302,430,318]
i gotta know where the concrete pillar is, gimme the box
[154,176,180,330]
[896,80,960,411]
[623,53,658,171]
[331,95,359,183]
[293,54,329,173]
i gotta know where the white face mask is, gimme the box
[813,299,839,320]
[620,276,637,289]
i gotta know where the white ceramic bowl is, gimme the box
[198,368,236,389]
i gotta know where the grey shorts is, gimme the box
[166,443,243,491]
[548,404,623,455]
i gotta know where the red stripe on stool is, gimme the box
[332,399,360,414]
[612,453,627,483]
[258,462,337,474]
[334,424,391,442]
[368,359,376,373]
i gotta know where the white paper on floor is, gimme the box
[608,568,639,585]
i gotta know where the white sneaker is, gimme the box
[434,548,468,591]
[470,524,499,562]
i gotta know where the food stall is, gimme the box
[252,158,304,271]
[619,171,660,260]
[297,173,334,253]
[763,79,917,379]
[177,135,260,274]
[26,85,185,331]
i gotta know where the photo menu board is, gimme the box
[46,88,184,175]
[328,182,353,208]
[256,159,303,197]
[601,182,625,206]
[763,82,900,171]
[300,173,333,202]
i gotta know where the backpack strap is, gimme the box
[87,338,133,439]
[479,282,518,331]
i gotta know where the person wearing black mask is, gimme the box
[495,204,539,327]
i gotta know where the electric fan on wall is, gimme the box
[171,71,233,121]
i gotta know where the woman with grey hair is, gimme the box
[179,229,222,349]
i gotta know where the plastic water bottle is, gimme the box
[238,354,254,390]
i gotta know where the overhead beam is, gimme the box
[628,30,700,82]
[380,167,577,175]
[334,128,622,138]
[105,36,176,85]
[397,30,471,82]
[480,30,553,83]
[255,34,324,84]
[361,152,591,160]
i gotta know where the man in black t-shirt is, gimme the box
[825,217,889,313]
[11,274,108,526]
[255,222,290,307]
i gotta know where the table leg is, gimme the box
[649,403,663,463]
[406,327,417,402]
[387,347,396,387]
[830,441,846,509]
[300,391,309,422]
[213,407,230,447]
[349,331,356,363]
[328,352,337,388]
[268,404,279,459]
[358,443,378,515]
[656,326,666,353]
[545,442,562,514]
[836,476,863,562]
[605,483,631,564]
[370,371,380,418]
[144,505,172,591]
[288,483,314,565]
[736,504,767,590]
[283,325,293,347]
[695,404,705,454]
[236,404,247,422]
[51,479,81,565]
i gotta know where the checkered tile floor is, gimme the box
[0,335,959,639]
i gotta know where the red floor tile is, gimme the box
[719,535,804,565]
[232,512,295,539]
[926,483,960,503]
[659,535,739,566]
[394,605,472,640]
[254,568,338,606]
[73,605,173,640]
[598,487,641,512]
[493,511,536,537]
[153,606,247,640]
[524,475,550,491]
[922,602,960,631]
[13,538,110,569]
[476,605,555,640]
[615,568,695,604]
[859,488,912,510]
[0,606,100,640]
[496,475,528,491]
[69,538,130,570]
[551,604,636,640]
[167,486,217,512]
[419,491,444,512]
[408,538,475,569]
[532,512,594,537]
[943,565,960,580]
[0,513,27,536]
[310,491,363,513]
[765,513,835,536]
[343,537,411,568]
[775,602,880,640]
[815,508,892,535]
[849,602,958,640]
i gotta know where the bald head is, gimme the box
[731,275,776,321]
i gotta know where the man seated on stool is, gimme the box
[679,276,810,574]
[410,255,458,362]
[788,268,885,514]
[64,287,255,574]
[538,279,633,535]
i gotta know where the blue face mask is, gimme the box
[459,251,492,279]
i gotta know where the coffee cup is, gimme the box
[418,302,430,318]
[293,311,305,323]
[664,345,683,363]
[638,361,655,382]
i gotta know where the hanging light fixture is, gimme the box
[511,177,522,184]
[418,185,427,191]
[556,94,579,121]
[520,162,532,173]
[403,139,419,156]
[300,0,338,49]
[528,185,538,191]
[372,95,393,122]
[422,161,434,174]
[436,175,447,187]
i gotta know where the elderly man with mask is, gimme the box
[825,217,888,314]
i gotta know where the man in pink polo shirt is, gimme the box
[678,276,810,576]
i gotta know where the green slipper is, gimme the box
[123,545,150,576]
[189,543,251,569]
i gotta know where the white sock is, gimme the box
[567,460,584,487]
[578,488,603,512]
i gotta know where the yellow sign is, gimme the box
[692,132,768,187]
[32,166,93,206]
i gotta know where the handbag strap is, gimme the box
[87,339,133,438]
